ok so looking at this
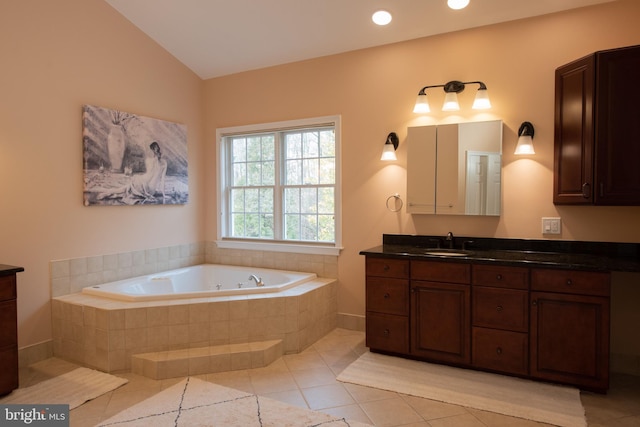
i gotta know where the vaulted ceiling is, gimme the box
[105,0,615,79]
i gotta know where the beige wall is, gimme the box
[0,0,204,348]
[205,0,640,321]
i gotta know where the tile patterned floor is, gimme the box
[17,329,640,427]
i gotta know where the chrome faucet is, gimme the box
[445,231,454,249]
[248,274,265,287]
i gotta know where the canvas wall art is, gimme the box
[82,105,188,205]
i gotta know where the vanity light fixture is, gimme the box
[514,121,535,155]
[413,80,491,114]
[381,132,399,161]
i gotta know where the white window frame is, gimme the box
[216,116,342,256]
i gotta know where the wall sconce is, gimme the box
[381,132,399,161]
[413,80,491,113]
[514,122,535,155]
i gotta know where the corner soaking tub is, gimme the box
[81,264,317,302]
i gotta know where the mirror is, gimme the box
[406,120,502,216]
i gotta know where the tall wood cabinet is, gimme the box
[0,266,23,396]
[364,256,611,391]
[554,44,640,205]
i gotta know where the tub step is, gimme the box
[131,340,283,380]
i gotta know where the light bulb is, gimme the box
[413,94,430,114]
[472,89,491,109]
[442,92,460,111]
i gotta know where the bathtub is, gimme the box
[81,264,317,302]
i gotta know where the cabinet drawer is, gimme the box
[472,327,528,376]
[366,313,409,354]
[472,287,528,332]
[366,257,409,279]
[366,277,409,316]
[472,265,529,290]
[531,269,610,296]
[411,260,470,284]
[0,276,16,302]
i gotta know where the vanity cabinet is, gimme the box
[365,257,410,354]
[364,255,611,391]
[411,261,471,365]
[530,268,610,391]
[471,265,529,376]
[0,273,19,396]
[554,44,640,205]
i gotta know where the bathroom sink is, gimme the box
[423,249,473,257]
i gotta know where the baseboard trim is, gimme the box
[18,340,53,368]
[337,313,365,332]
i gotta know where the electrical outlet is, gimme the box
[542,217,562,235]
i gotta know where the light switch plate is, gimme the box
[542,217,562,235]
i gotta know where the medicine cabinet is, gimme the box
[406,120,503,215]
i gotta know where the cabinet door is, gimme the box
[406,125,437,213]
[554,54,595,204]
[530,291,609,391]
[411,281,470,365]
[594,45,640,205]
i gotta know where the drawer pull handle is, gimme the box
[383,329,390,336]
[496,305,503,312]
[496,347,502,355]
[532,300,537,306]
[384,293,390,299]
[496,274,502,280]
[566,279,573,285]
[383,265,390,271]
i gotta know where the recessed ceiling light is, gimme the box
[372,10,392,26]
[448,0,470,10]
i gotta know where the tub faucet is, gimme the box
[445,231,454,249]
[248,274,265,287]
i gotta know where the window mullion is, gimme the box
[273,132,283,240]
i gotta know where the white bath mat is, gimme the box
[337,351,586,427]
[97,377,371,426]
[0,367,128,410]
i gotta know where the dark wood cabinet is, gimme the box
[554,44,640,205]
[530,269,610,392]
[0,271,20,396]
[365,257,410,354]
[411,261,471,365]
[364,256,611,391]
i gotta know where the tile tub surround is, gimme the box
[50,243,207,298]
[51,278,337,373]
[50,241,338,297]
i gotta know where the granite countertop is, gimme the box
[0,265,25,276]
[360,235,640,273]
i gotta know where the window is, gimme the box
[217,116,342,255]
